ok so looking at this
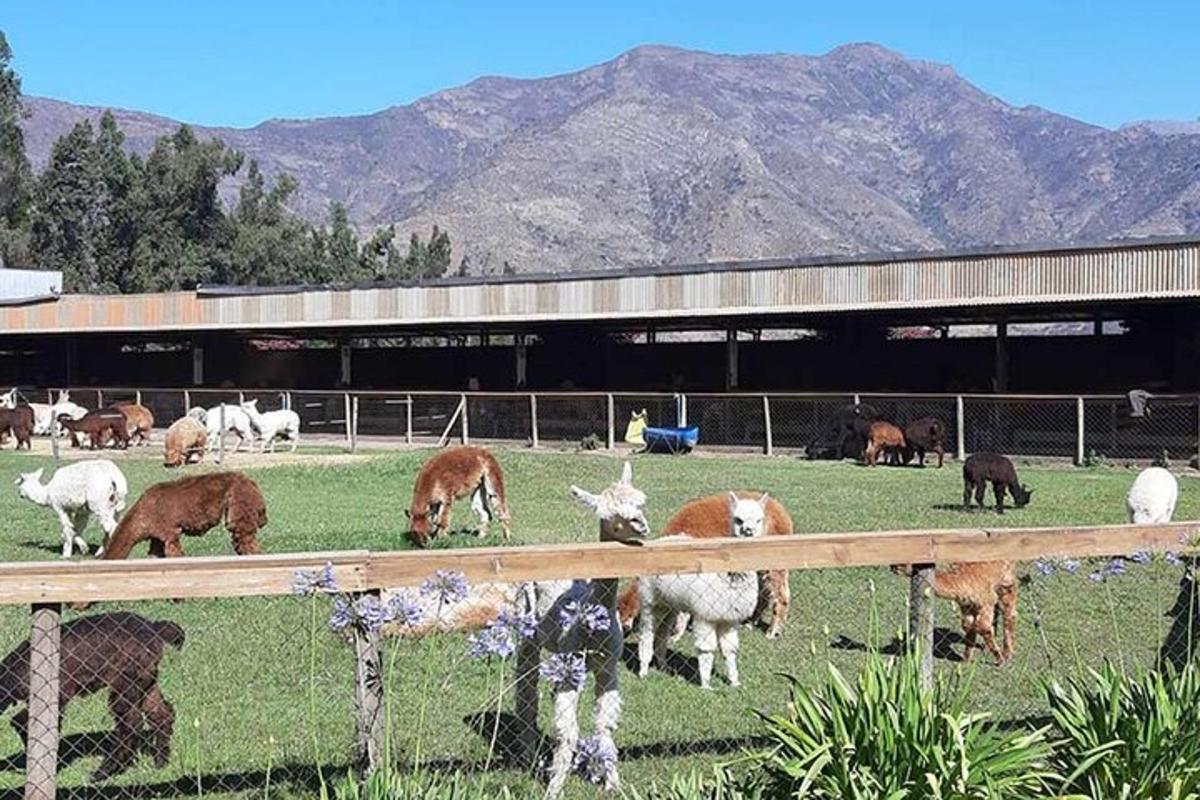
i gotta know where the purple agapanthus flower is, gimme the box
[1107,558,1127,577]
[573,735,617,785]
[1088,571,1106,583]
[1131,551,1152,565]
[1062,559,1081,574]
[1166,551,1183,566]
[540,652,588,690]
[386,591,426,629]
[1035,560,1055,577]
[560,601,611,633]
[328,597,354,631]
[496,609,538,640]
[353,595,390,633]
[421,570,469,605]
[292,562,339,596]
[467,624,516,660]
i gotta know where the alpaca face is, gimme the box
[1011,485,1033,507]
[728,492,768,538]
[571,462,648,545]
[14,469,43,501]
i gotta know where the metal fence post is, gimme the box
[530,395,539,448]
[405,395,413,445]
[763,395,773,456]
[49,416,59,465]
[344,393,352,450]
[25,603,61,800]
[184,389,191,414]
[908,566,935,690]
[853,392,861,406]
[1076,396,1085,466]
[676,393,688,427]
[96,389,104,409]
[353,591,385,774]
[956,395,966,461]
[351,396,359,453]
[238,391,245,406]
[606,394,615,450]
[135,389,142,406]
[217,404,226,464]
[461,393,470,444]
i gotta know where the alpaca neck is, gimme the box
[22,480,49,506]
[592,577,619,609]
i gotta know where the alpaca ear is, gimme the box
[728,491,739,508]
[31,468,43,482]
[403,509,411,519]
[620,462,633,486]
[758,492,770,508]
[570,486,600,512]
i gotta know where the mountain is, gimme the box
[19,44,1200,274]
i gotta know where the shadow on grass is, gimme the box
[830,627,971,663]
[619,641,701,685]
[17,539,64,557]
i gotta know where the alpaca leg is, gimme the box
[71,507,91,555]
[229,526,260,556]
[963,480,974,509]
[999,587,1018,663]
[693,619,718,690]
[544,688,580,800]
[55,507,76,558]
[669,611,689,644]
[94,688,144,780]
[993,481,1006,514]
[470,486,491,537]
[593,664,622,792]
[637,606,656,677]
[717,624,741,687]
[141,685,176,767]
[513,638,541,765]
[974,481,987,510]
[975,603,1003,664]
[960,612,978,663]
[764,570,790,639]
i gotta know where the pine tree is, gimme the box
[0,32,32,266]
[30,121,106,291]
[93,111,138,291]
[424,224,451,279]
[326,203,359,282]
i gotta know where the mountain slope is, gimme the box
[19,43,1200,273]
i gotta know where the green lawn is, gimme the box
[0,447,1193,799]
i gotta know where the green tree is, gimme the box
[29,120,106,291]
[229,159,314,285]
[325,202,360,282]
[93,111,139,291]
[359,224,401,279]
[424,224,451,279]
[0,31,32,266]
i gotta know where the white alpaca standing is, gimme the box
[637,492,767,689]
[15,460,128,557]
[239,398,301,453]
[1127,466,1179,524]
[514,462,647,799]
[193,404,254,452]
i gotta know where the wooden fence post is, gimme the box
[606,394,615,450]
[1076,397,1085,466]
[908,566,935,690]
[344,393,353,450]
[352,592,385,775]
[530,395,539,449]
[763,395,773,456]
[25,603,61,800]
[49,417,59,465]
[405,395,413,445]
[461,394,470,444]
[955,395,966,461]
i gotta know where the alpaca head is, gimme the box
[240,398,260,413]
[1011,484,1034,508]
[728,492,768,538]
[570,461,647,545]
[405,501,443,546]
[14,468,44,501]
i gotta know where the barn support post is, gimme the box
[762,395,773,456]
[606,394,615,450]
[725,330,739,391]
[352,591,385,774]
[405,395,413,445]
[908,566,935,690]
[530,395,539,448]
[238,391,244,406]
[515,337,528,389]
[339,341,352,387]
[955,395,966,461]
[994,320,1009,392]
[344,394,353,450]
[191,340,204,386]
[25,602,61,800]
[460,394,470,445]
[1076,397,1085,466]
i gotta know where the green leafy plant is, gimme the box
[741,654,1060,799]
[1047,661,1200,799]
[332,768,516,800]
[625,768,762,799]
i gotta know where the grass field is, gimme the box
[0,445,1194,798]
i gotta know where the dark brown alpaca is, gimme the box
[0,406,33,449]
[60,410,130,450]
[962,452,1033,513]
[904,417,946,467]
[101,472,268,560]
[0,612,183,780]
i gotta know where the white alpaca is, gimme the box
[637,492,767,689]
[15,460,128,557]
[1127,467,1179,524]
[193,404,254,452]
[514,462,647,799]
[240,398,300,453]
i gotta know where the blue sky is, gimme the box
[4,0,1198,129]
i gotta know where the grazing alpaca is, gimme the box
[893,561,1018,664]
[617,491,794,639]
[0,406,33,449]
[192,405,255,452]
[1127,466,1178,523]
[0,612,183,781]
[904,417,946,467]
[962,452,1032,513]
[405,446,512,546]
[15,460,127,557]
[514,462,647,799]
[113,402,155,446]
[163,416,208,467]
[240,398,301,453]
[636,493,767,689]
[60,409,130,449]
[864,421,906,466]
[100,472,267,560]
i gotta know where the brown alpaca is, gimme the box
[163,416,207,467]
[101,472,267,560]
[894,561,1018,664]
[60,410,130,450]
[405,446,511,547]
[113,402,155,446]
[0,406,33,449]
[864,421,906,466]
[0,612,183,781]
[617,491,795,639]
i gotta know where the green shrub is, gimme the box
[742,655,1060,799]
[626,768,762,800]
[1047,662,1200,799]
[331,768,516,800]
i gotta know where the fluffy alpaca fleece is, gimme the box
[192,405,255,452]
[1127,466,1179,524]
[864,421,906,466]
[894,561,1018,664]
[101,472,267,561]
[0,406,33,449]
[60,410,129,449]
[15,460,128,557]
[0,390,50,436]
[163,416,209,467]
[113,402,155,446]
[406,446,512,546]
[381,582,519,638]
[514,462,647,799]
[239,399,301,453]
[0,612,183,781]
[617,491,794,638]
[635,493,767,689]
[904,417,946,467]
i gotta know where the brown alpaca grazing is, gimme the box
[0,406,33,449]
[101,472,267,560]
[962,452,1033,514]
[405,446,511,547]
[60,410,130,450]
[893,561,1018,664]
[904,417,946,467]
[617,491,795,638]
[113,402,155,446]
[0,612,183,781]
[163,416,207,467]
[864,421,906,466]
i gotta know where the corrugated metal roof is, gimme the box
[0,269,61,302]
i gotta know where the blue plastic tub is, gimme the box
[642,425,700,454]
